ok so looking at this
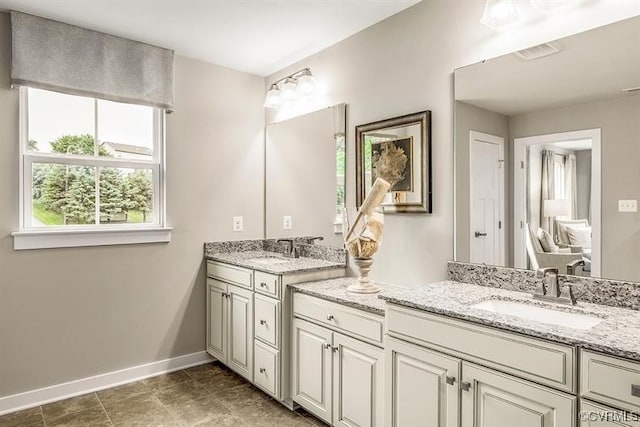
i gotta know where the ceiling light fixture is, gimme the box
[480,0,520,31]
[263,68,318,109]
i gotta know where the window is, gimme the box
[14,87,170,249]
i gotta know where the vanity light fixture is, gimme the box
[263,67,318,109]
[480,0,520,31]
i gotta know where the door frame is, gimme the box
[513,128,601,277]
[469,131,506,266]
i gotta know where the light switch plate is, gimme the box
[618,200,637,212]
[233,216,243,232]
[283,216,292,230]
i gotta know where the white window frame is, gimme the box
[12,87,172,250]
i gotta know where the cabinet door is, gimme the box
[206,279,227,363]
[292,318,333,424]
[580,400,640,427]
[227,284,253,381]
[386,336,460,427]
[461,362,576,427]
[333,333,384,427]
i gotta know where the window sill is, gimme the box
[12,227,173,250]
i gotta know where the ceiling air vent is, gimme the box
[513,43,560,61]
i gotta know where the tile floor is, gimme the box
[0,362,326,427]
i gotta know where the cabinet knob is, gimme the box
[260,320,267,326]
[332,346,339,352]
[632,384,640,398]
[259,368,266,374]
[461,382,471,392]
[326,314,334,321]
[324,343,332,349]
[260,282,267,288]
[446,376,456,386]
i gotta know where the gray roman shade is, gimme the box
[10,11,174,109]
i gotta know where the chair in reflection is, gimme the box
[525,223,583,275]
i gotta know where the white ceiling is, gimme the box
[0,0,421,76]
[455,15,640,116]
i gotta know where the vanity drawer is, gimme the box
[254,340,279,398]
[254,294,280,347]
[580,350,640,413]
[580,400,640,427]
[254,271,281,299]
[293,292,384,345]
[386,303,576,392]
[207,261,253,289]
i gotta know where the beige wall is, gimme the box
[509,94,640,281]
[0,12,265,398]
[454,101,510,264]
[265,0,636,286]
[575,150,592,221]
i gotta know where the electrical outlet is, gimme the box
[618,200,638,212]
[233,216,243,232]
[283,216,292,230]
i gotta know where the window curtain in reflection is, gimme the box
[540,150,555,234]
[565,153,577,219]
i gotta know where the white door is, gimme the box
[333,333,384,427]
[461,362,576,427]
[385,336,460,427]
[227,284,253,381]
[470,131,505,266]
[206,279,227,363]
[292,318,333,424]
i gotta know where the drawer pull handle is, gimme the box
[260,282,267,288]
[446,376,456,386]
[260,320,267,326]
[324,343,332,349]
[461,382,471,392]
[259,368,266,374]
[326,314,334,321]
[632,384,640,398]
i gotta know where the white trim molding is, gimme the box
[0,351,213,416]
[12,226,173,250]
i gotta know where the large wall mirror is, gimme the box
[265,103,346,248]
[454,16,640,282]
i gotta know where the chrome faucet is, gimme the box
[566,259,585,276]
[533,267,577,305]
[276,238,299,258]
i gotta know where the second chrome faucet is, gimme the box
[533,267,577,306]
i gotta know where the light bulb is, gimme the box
[281,77,298,101]
[296,70,317,96]
[480,0,520,31]
[264,84,281,108]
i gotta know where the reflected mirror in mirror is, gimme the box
[265,103,346,247]
[454,16,640,282]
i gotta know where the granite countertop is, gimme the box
[205,250,346,275]
[380,281,640,362]
[290,278,397,315]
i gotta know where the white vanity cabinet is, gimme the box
[292,292,385,427]
[579,350,640,427]
[206,277,254,381]
[385,303,577,427]
[207,260,345,407]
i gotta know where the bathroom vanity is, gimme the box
[287,266,640,427]
[204,240,346,408]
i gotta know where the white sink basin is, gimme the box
[248,257,290,265]
[470,299,604,330]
